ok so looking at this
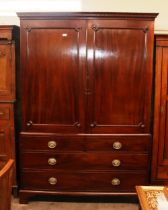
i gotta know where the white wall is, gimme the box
[0,0,168,33]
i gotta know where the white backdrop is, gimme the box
[0,0,167,33]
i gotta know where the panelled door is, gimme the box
[86,19,154,134]
[21,20,86,133]
[0,42,15,101]
[152,36,168,180]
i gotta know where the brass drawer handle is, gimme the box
[112,159,121,167]
[48,177,57,185]
[111,178,120,186]
[48,141,57,149]
[48,158,57,165]
[113,141,122,150]
[90,122,97,128]
[26,120,33,126]
[0,112,4,116]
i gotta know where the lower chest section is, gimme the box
[19,133,151,193]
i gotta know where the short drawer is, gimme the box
[0,104,10,120]
[20,170,148,192]
[20,134,84,151]
[85,135,151,152]
[20,152,149,170]
[0,29,12,40]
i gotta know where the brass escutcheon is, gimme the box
[48,177,57,185]
[48,158,57,165]
[113,141,122,150]
[112,159,121,167]
[111,178,120,186]
[48,141,57,149]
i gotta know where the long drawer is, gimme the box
[20,133,151,152]
[20,170,148,192]
[20,152,149,170]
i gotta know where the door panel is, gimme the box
[158,47,168,166]
[87,20,154,133]
[21,20,86,133]
[0,43,15,100]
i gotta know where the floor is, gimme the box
[11,197,139,210]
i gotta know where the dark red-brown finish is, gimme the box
[20,20,85,133]
[20,152,148,170]
[151,35,168,184]
[20,133,151,152]
[17,12,157,203]
[87,20,153,133]
[21,170,148,191]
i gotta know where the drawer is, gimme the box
[20,133,151,152]
[85,135,151,152]
[20,170,148,192]
[20,152,149,170]
[0,104,10,120]
[0,28,12,40]
[20,134,85,151]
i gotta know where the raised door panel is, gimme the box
[0,43,15,101]
[20,20,86,133]
[154,44,168,180]
[87,20,154,133]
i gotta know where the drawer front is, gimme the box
[21,152,149,170]
[0,104,10,120]
[85,135,151,152]
[20,170,148,192]
[20,134,84,151]
[0,29,12,40]
[20,133,150,152]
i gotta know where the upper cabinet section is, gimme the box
[18,12,158,133]
[0,26,19,101]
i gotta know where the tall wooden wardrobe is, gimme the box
[17,12,158,203]
[0,25,19,193]
[152,35,168,184]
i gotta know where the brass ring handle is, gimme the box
[139,122,145,128]
[48,141,57,149]
[0,112,4,115]
[113,141,122,150]
[76,123,81,128]
[48,177,57,185]
[90,122,96,128]
[48,158,57,165]
[111,178,120,186]
[26,120,33,127]
[112,159,121,167]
